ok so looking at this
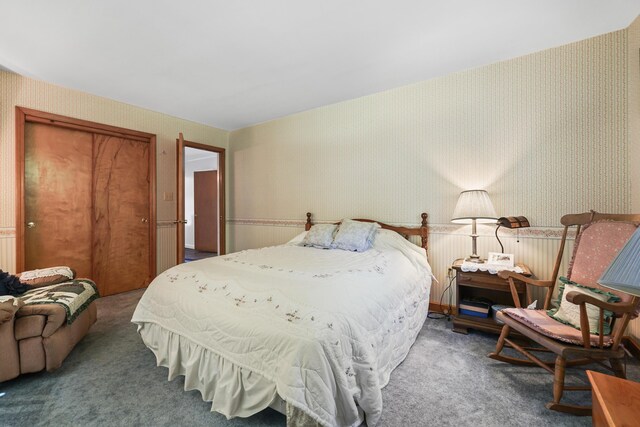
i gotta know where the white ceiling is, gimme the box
[185,147,218,163]
[1,1,638,130]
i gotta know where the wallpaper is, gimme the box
[629,15,640,214]
[0,70,228,274]
[229,27,640,336]
[229,30,628,227]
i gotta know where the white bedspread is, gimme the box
[132,229,432,427]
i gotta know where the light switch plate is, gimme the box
[163,192,174,201]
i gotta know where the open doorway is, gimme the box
[184,148,218,261]
[176,134,225,264]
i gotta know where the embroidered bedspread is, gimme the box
[132,229,432,427]
[19,279,99,324]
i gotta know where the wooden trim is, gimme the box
[218,148,226,256]
[16,107,157,282]
[15,107,26,272]
[429,302,456,315]
[176,134,185,264]
[20,107,155,140]
[623,336,640,361]
[177,138,226,258]
[148,136,157,280]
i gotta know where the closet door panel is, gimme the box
[93,135,150,296]
[24,123,93,277]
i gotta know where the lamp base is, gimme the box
[464,255,485,263]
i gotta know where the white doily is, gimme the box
[460,262,524,275]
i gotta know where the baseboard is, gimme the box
[429,302,456,315]
[623,336,640,361]
[185,244,195,250]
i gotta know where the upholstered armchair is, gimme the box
[0,268,98,382]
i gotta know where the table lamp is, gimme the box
[598,227,640,297]
[451,189,497,263]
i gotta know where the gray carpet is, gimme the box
[1,290,638,426]
[184,248,217,262]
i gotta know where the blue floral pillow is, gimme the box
[301,224,337,249]
[331,219,381,252]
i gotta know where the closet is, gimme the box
[17,108,156,296]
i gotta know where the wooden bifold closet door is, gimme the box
[22,116,154,296]
[24,124,94,278]
[92,134,151,294]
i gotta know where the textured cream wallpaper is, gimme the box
[627,16,640,339]
[629,15,640,214]
[229,28,639,334]
[0,71,229,273]
[230,30,628,228]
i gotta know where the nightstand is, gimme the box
[451,258,532,334]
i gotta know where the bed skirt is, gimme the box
[136,322,323,426]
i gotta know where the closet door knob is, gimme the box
[141,218,149,223]
[27,221,36,228]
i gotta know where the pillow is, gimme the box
[547,277,620,335]
[18,266,75,288]
[331,219,381,252]
[301,224,338,249]
[287,231,308,245]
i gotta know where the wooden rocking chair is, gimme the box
[488,211,640,415]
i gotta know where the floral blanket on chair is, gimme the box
[19,279,99,324]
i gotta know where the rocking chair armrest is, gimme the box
[496,272,553,308]
[566,292,637,314]
[497,271,553,288]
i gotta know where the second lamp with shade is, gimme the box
[452,189,497,263]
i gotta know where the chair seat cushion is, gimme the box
[502,308,613,347]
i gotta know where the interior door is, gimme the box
[92,135,151,295]
[24,123,93,277]
[194,170,218,253]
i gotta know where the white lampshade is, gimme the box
[451,190,497,224]
[598,227,640,297]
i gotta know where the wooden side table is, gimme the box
[451,258,532,334]
[588,370,640,427]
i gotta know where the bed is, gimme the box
[131,213,432,427]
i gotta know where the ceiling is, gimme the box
[185,146,218,163]
[1,1,638,131]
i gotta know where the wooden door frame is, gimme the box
[176,134,226,263]
[15,106,157,280]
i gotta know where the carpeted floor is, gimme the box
[1,290,638,426]
[184,248,217,262]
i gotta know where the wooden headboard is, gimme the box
[305,212,429,251]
